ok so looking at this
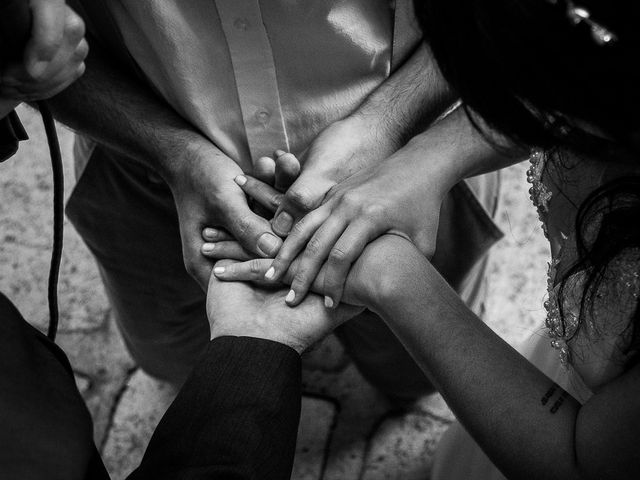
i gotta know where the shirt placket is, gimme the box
[216,0,290,165]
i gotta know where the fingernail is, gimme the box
[234,175,247,186]
[324,296,334,308]
[273,212,293,234]
[203,227,218,239]
[285,290,296,303]
[202,243,215,253]
[213,267,225,275]
[275,149,287,157]
[257,233,281,257]
[28,60,48,79]
[264,266,276,280]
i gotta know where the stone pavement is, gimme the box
[0,107,549,480]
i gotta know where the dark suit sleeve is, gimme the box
[128,336,302,480]
[0,110,28,161]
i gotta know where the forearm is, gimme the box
[369,242,585,480]
[130,336,301,479]
[46,41,213,183]
[352,43,454,151]
[398,106,525,191]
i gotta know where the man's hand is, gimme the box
[211,235,422,316]
[270,114,401,236]
[254,138,449,308]
[0,0,87,104]
[166,140,284,289]
[271,44,453,237]
[207,260,363,354]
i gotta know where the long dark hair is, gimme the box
[416,0,640,364]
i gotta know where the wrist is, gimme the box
[347,110,403,158]
[157,131,216,187]
[210,318,307,355]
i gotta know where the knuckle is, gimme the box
[362,203,385,218]
[305,237,323,256]
[340,192,362,209]
[328,246,348,264]
[232,214,252,238]
[65,13,86,41]
[249,259,263,275]
[290,217,308,237]
[287,187,315,211]
[74,40,89,61]
[292,271,309,288]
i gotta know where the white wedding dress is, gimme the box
[432,150,640,479]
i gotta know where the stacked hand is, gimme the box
[206,260,364,354]
[208,137,450,309]
[165,142,286,289]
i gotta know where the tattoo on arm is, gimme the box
[540,383,569,414]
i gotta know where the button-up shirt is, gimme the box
[74,0,422,172]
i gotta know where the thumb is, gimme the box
[272,173,334,236]
[225,200,283,258]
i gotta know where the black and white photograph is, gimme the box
[1,1,638,478]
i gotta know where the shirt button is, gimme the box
[233,17,250,30]
[256,109,271,125]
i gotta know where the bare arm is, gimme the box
[271,43,456,233]
[366,236,640,480]
[47,42,283,287]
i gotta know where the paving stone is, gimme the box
[101,369,179,480]
[57,314,136,445]
[302,334,350,373]
[292,396,338,480]
[74,373,92,395]
[0,106,109,333]
[360,412,451,480]
[303,364,390,480]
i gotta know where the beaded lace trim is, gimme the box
[526,150,576,366]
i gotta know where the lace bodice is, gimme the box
[526,150,640,389]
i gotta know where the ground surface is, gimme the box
[0,106,549,479]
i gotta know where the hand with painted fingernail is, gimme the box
[211,234,417,313]
[169,140,283,290]
[0,0,87,109]
[199,150,301,266]
[207,259,363,353]
[265,138,453,309]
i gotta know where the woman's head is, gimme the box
[416,0,640,154]
[416,0,640,365]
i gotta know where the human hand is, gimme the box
[255,137,452,307]
[270,114,402,236]
[207,260,363,354]
[166,141,284,289]
[199,150,301,262]
[211,234,423,315]
[0,0,87,103]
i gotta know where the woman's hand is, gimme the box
[207,260,364,354]
[212,234,424,313]
[0,0,87,103]
[258,138,452,308]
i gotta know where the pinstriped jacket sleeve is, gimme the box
[128,336,302,480]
